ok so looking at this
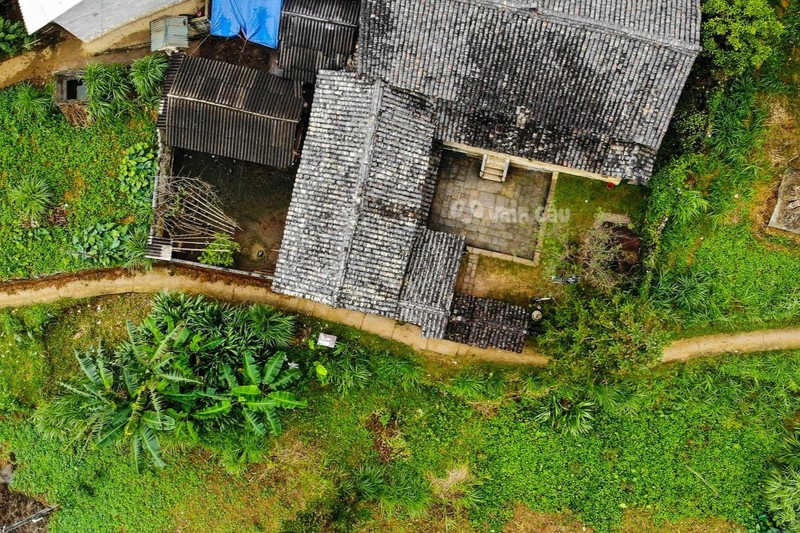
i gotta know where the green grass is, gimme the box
[1,296,798,532]
[0,295,153,409]
[553,174,648,234]
[0,85,155,280]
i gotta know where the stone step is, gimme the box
[480,154,510,182]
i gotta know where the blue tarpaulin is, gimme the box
[210,0,283,49]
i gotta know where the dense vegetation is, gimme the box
[0,17,35,59]
[540,0,800,373]
[0,55,170,280]
[0,84,156,279]
[1,295,799,531]
[35,293,306,472]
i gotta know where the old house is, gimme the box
[357,0,701,183]
[149,0,703,352]
[273,70,465,338]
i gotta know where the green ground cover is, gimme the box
[553,174,648,235]
[1,295,798,532]
[0,81,157,280]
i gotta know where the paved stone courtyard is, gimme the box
[429,151,551,259]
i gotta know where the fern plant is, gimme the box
[13,83,52,121]
[534,394,597,436]
[82,63,133,121]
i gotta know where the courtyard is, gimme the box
[428,151,552,260]
[171,149,296,274]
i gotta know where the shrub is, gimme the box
[129,54,168,105]
[72,222,133,267]
[13,83,51,121]
[0,17,35,58]
[448,371,507,401]
[118,142,157,213]
[702,0,784,78]
[539,291,670,374]
[766,428,800,531]
[8,175,53,225]
[651,268,722,323]
[198,233,240,267]
[121,224,152,271]
[82,63,134,121]
[766,466,800,532]
[534,394,597,436]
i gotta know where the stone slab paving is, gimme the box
[429,151,551,259]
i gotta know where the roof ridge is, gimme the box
[331,78,385,304]
[165,94,300,122]
[464,0,700,52]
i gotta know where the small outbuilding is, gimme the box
[150,15,189,52]
[158,54,305,168]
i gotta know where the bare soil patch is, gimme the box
[503,504,592,533]
[619,509,742,532]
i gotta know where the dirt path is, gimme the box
[0,266,549,366]
[662,329,800,362]
[1,267,799,364]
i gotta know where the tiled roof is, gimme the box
[446,293,531,353]
[357,0,701,182]
[399,230,465,338]
[278,0,360,82]
[159,55,304,168]
[274,70,464,329]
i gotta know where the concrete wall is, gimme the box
[55,0,197,42]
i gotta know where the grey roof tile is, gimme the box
[274,71,463,330]
[357,0,701,182]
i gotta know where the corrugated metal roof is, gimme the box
[151,16,189,52]
[159,55,304,167]
[168,55,304,120]
[277,0,359,82]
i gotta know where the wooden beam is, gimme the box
[442,141,624,185]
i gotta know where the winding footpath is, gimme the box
[1,266,799,364]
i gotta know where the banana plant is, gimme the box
[37,320,202,472]
[193,351,306,437]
